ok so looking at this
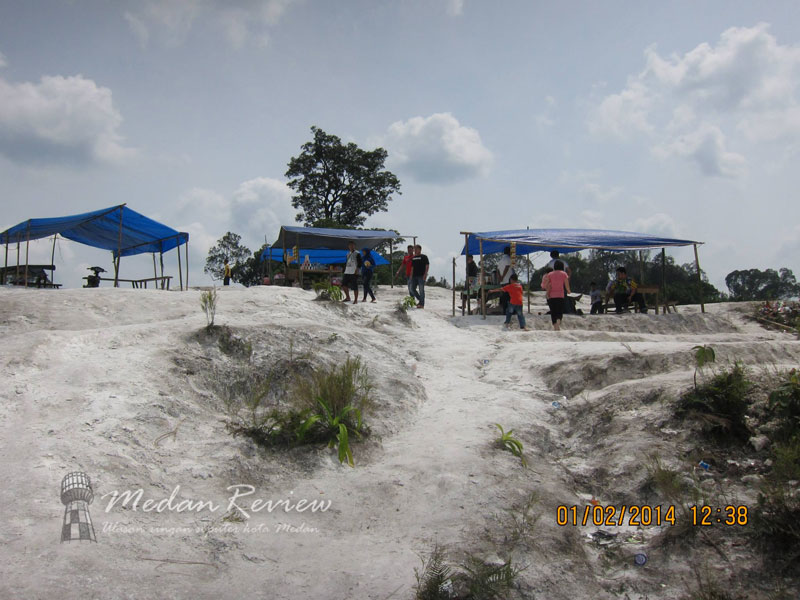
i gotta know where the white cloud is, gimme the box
[0,74,135,166]
[0,52,7,68]
[446,0,464,16]
[383,112,493,184]
[652,123,746,177]
[590,80,655,138]
[589,23,800,176]
[229,177,294,247]
[172,177,293,257]
[125,0,297,48]
[628,213,679,238]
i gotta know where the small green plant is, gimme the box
[679,362,751,443]
[693,345,716,389]
[313,281,344,302]
[414,544,453,600]
[200,287,218,328]
[460,555,520,600]
[494,424,527,467]
[399,295,417,312]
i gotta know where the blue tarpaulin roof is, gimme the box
[261,247,389,266]
[461,228,702,256]
[272,226,399,251]
[0,205,188,257]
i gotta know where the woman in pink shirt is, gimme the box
[541,260,571,331]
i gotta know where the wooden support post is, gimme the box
[185,238,189,290]
[693,244,705,313]
[159,251,165,288]
[452,257,456,316]
[2,237,7,284]
[464,233,471,316]
[114,206,124,287]
[153,253,158,281]
[660,248,666,316]
[390,239,394,288]
[16,233,20,283]
[24,223,31,287]
[527,254,531,314]
[177,236,183,291]
[50,234,57,287]
[282,234,287,283]
[480,239,486,319]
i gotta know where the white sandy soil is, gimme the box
[1,284,799,599]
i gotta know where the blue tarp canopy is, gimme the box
[461,228,702,256]
[261,247,389,266]
[0,205,189,257]
[272,226,399,251]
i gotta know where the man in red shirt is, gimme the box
[395,244,414,297]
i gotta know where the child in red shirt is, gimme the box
[499,274,527,330]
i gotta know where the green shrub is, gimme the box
[414,546,520,600]
[200,287,218,327]
[678,363,751,443]
[414,545,453,600]
[231,357,372,466]
[768,368,800,443]
[399,295,417,312]
[313,281,344,302]
[753,436,800,571]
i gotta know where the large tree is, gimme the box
[204,232,251,283]
[285,126,401,228]
[725,268,800,301]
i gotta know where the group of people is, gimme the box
[395,244,430,308]
[478,248,649,332]
[340,240,381,304]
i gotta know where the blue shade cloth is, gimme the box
[272,226,399,251]
[461,228,702,256]
[261,247,389,266]
[1,205,188,256]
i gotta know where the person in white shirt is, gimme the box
[342,240,362,304]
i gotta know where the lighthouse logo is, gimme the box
[60,472,97,543]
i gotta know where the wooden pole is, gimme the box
[282,233,287,284]
[114,206,124,287]
[24,223,31,287]
[185,238,189,290]
[464,233,470,315]
[452,257,456,316]
[153,253,158,281]
[693,244,705,313]
[527,254,531,314]
[661,248,666,315]
[159,251,165,288]
[297,231,302,289]
[2,237,7,284]
[480,238,486,319]
[177,235,183,291]
[16,233,20,284]
[50,234,57,287]
[390,239,394,288]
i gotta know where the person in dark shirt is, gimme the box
[466,254,478,291]
[410,244,430,308]
[361,248,377,302]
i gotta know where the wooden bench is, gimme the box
[83,276,172,289]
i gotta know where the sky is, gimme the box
[1,0,800,291]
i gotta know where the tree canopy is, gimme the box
[725,268,800,301]
[285,126,401,228]
[204,232,251,283]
